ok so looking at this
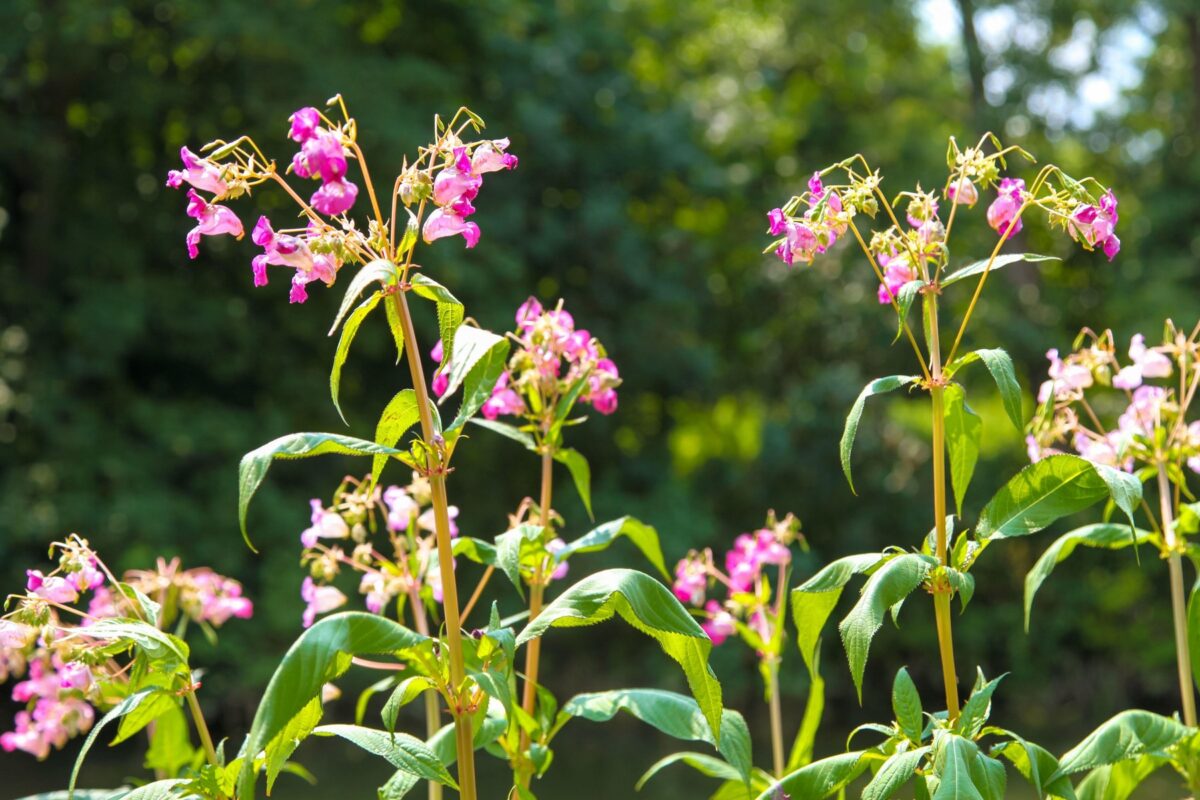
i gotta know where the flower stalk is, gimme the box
[518,444,556,787]
[766,655,785,778]
[1158,463,1197,727]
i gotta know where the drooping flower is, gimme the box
[422,208,481,248]
[301,499,351,549]
[876,250,917,305]
[184,189,243,259]
[546,538,570,581]
[165,146,229,195]
[583,358,620,415]
[25,571,79,605]
[301,577,347,628]
[481,373,525,420]
[672,555,707,606]
[701,601,735,646]
[946,177,978,208]
[311,177,359,216]
[288,107,322,143]
[1112,333,1172,390]
[1068,190,1120,261]
[471,138,519,174]
[986,177,1025,237]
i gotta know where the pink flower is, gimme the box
[434,167,483,208]
[426,558,455,604]
[25,571,79,605]
[753,529,791,566]
[1073,431,1126,470]
[67,559,104,593]
[300,130,349,182]
[1113,333,1172,390]
[383,486,419,532]
[301,577,347,628]
[986,177,1025,237]
[807,172,824,198]
[582,358,620,415]
[547,538,570,581]
[190,571,253,625]
[1068,190,1120,261]
[311,177,359,216]
[516,297,544,330]
[417,505,459,538]
[481,373,525,420]
[422,208,480,248]
[876,251,917,305]
[165,146,228,195]
[471,138,519,174]
[1118,385,1166,440]
[0,621,35,650]
[359,572,393,615]
[184,189,243,259]
[701,601,736,646]
[672,556,707,606]
[301,499,350,549]
[1037,348,1093,403]
[767,208,787,236]
[747,610,772,645]
[947,178,978,208]
[288,107,321,143]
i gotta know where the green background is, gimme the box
[1,0,1198,796]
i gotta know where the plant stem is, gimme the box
[766,656,785,779]
[518,447,555,787]
[184,683,220,771]
[391,290,477,800]
[1158,463,1197,727]
[926,294,961,719]
[410,586,444,800]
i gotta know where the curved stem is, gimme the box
[518,447,556,787]
[1158,463,1197,727]
[390,290,477,800]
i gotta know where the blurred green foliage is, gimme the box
[1,0,1198,795]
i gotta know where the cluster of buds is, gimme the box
[766,173,851,267]
[166,100,516,304]
[298,473,461,628]
[433,297,621,421]
[0,538,251,759]
[1027,322,1200,474]
[672,512,803,650]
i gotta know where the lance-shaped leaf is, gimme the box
[563,688,752,784]
[1053,711,1188,779]
[516,569,723,742]
[439,325,511,433]
[494,523,545,599]
[311,725,456,787]
[554,447,593,519]
[892,667,924,743]
[238,433,403,550]
[893,280,926,343]
[944,348,1024,431]
[786,655,825,771]
[329,259,400,335]
[69,689,162,799]
[408,273,464,365]
[941,253,1059,286]
[1190,579,1200,692]
[237,612,429,800]
[469,418,537,450]
[991,733,1079,800]
[976,454,1141,542]
[1074,754,1166,800]
[839,553,937,701]
[370,389,421,489]
[933,735,985,800]
[957,671,1005,739]
[636,752,744,791]
[863,746,930,800]
[330,291,382,424]
[791,553,884,676]
[68,619,190,668]
[552,516,669,579]
[1025,524,1154,630]
[755,751,872,800]
[944,383,981,516]
[108,781,190,800]
[841,376,919,493]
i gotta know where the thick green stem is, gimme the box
[391,291,477,800]
[766,656,785,779]
[927,295,961,719]
[1159,464,1197,727]
[184,684,220,772]
[410,585,444,800]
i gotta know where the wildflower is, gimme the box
[583,358,620,415]
[1068,190,1120,261]
[876,250,917,305]
[986,177,1025,237]
[547,538,570,581]
[188,571,253,625]
[25,571,78,605]
[301,499,351,549]
[183,190,243,259]
[481,373,526,420]
[301,577,347,628]
[311,177,359,216]
[471,138,519,173]
[701,601,735,646]
[672,555,707,606]
[947,177,978,208]
[383,486,420,532]
[422,207,481,248]
[288,107,322,143]
[1112,333,1172,390]
[165,147,228,195]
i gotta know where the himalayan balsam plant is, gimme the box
[1,536,251,777]
[0,96,735,800]
[744,134,1185,800]
[1022,321,1200,795]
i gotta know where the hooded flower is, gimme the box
[1068,190,1120,261]
[946,177,978,208]
[166,147,228,195]
[301,499,351,549]
[184,189,243,259]
[1112,333,1172,390]
[986,177,1025,237]
[301,577,347,628]
[422,208,480,248]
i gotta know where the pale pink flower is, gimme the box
[383,486,420,532]
[165,146,228,195]
[422,208,480,248]
[947,177,978,208]
[301,499,351,549]
[184,189,243,259]
[25,571,78,605]
[701,601,736,646]
[547,538,570,581]
[471,138,519,174]
[672,556,707,606]
[986,177,1025,237]
[301,577,347,628]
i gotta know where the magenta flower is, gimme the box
[481,373,525,420]
[672,556,707,606]
[986,177,1025,237]
[422,208,481,248]
[300,130,349,182]
[184,189,243,259]
[701,601,736,646]
[767,208,787,236]
[808,172,825,198]
[311,177,359,216]
[165,146,228,195]
[1068,190,1121,261]
[583,358,619,415]
[433,166,483,208]
[876,251,917,305]
[947,177,978,208]
[301,577,347,628]
[288,107,321,143]
[516,297,544,331]
[471,138,519,174]
[25,571,79,605]
[547,538,570,581]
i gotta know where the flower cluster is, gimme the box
[0,538,251,759]
[297,473,461,628]
[1027,323,1200,474]
[287,107,359,216]
[766,173,850,267]
[672,512,802,650]
[434,297,621,421]
[421,138,518,249]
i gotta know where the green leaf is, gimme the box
[238,433,403,550]
[636,752,743,790]
[1190,577,1200,692]
[330,291,382,424]
[109,781,190,800]
[992,734,1078,800]
[839,554,937,700]
[70,689,160,800]
[554,447,593,519]
[945,348,1024,430]
[1025,524,1154,630]
[941,253,1059,286]
[468,418,537,450]
[862,746,930,800]
[756,751,871,800]
[516,569,723,742]
[263,697,322,792]
[552,516,669,579]
[377,769,419,800]
[494,523,544,598]
[439,325,510,433]
[451,536,497,566]
[933,735,984,800]
[841,376,919,494]
[970,752,1007,800]
[563,688,752,784]
[893,280,925,343]
[1075,755,1165,800]
[945,567,975,611]
[1053,710,1188,778]
[383,289,406,365]
[957,671,1004,739]
[237,613,429,800]
[943,383,981,516]
[977,454,1141,541]
[71,619,190,668]
[369,389,421,489]
[785,657,825,771]
[892,667,923,743]
[142,702,196,777]
[791,553,883,676]
[17,793,129,800]
[426,717,507,767]
[311,725,456,787]
[329,259,400,336]
[408,273,464,366]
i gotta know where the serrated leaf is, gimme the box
[941,253,1059,286]
[70,619,190,668]
[370,390,421,489]
[863,746,930,800]
[933,735,984,800]
[1025,524,1154,630]
[439,325,510,433]
[563,688,751,784]
[516,569,723,743]
[944,383,981,515]
[264,697,322,792]
[552,516,668,579]
[330,291,382,424]
[839,554,936,701]
[237,613,429,800]
[408,274,464,366]
[957,671,1004,739]
[756,751,871,800]
[383,290,406,365]
[992,734,1078,800]
[791,553,883,676]
[893,279,925,343]
[554,447,592,519]
[892,667,923,743]
[311,725,456,787]
[70,689,160,799]
[1053,710,1187,778]
[841,376,919,493]
[1075,755,1165,800]
[238,433,402,550]
[329,259,399,336]
[977,455,1141,541]
[494,523,544,599]
[945,348,1023,430]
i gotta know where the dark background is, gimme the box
[1,0,1198,796]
